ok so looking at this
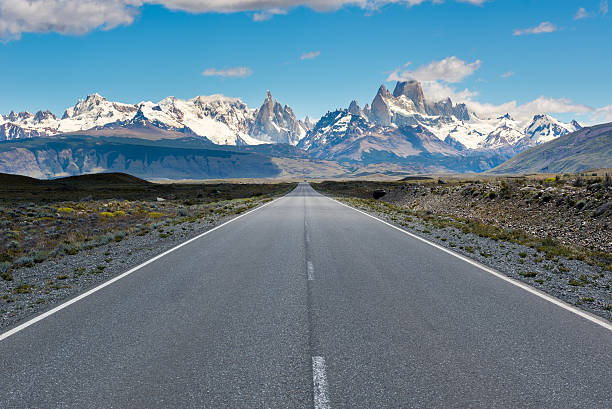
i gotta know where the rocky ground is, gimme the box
[313,176,612,321]
[0,191,292,329]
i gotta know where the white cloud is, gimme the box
[574,7,590,20]
[253,8,287,21]
[462,95,592,122]
[574,2,608,20]
[0,0,141,40]
[0,0,489,39]
[592,105,612,122]
[387,63,594,122]
[513,21,558,36]
[300,51,321,60]
[201,67,252,78]
[387,56,481,84]
[500,71,514,78]
[437,87,592,122]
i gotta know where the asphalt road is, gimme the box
[1,183,611,408]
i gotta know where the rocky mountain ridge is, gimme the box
[1,81,585,173]
[1,92,311,146]
[297,81,581,164]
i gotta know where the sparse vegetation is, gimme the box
[520,271,538,278]
[1,177,296,326]
[0,179,295,283]
[11,284,34,294]
[313,176,612,320]
[0,262,12,281]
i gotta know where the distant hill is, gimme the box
[0,135,281,180]
[489,122,612,174]
[0,172,149,187]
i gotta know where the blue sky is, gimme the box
[1,0,611,124]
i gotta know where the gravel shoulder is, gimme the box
[326,195,612,322]
[0,196,277,330]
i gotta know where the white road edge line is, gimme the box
[312,356,331,409]
[308,261,315,281]
[328,197,612,332]
[0,197,282,342]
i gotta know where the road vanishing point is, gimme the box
[1,183,611,408]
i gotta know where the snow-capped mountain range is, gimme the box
[297,81,581,163]
[0,91,310,146]
[1,81,580,165]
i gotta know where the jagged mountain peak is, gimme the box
[531,113,555,123]
[6,110,33,122]
[250,90,307,145]
[497,113,514,121]
[571,120,582,130]
[33,110,57,122]
[393,80,426,113]
[348,100,362,116]
[84,93,106,102]
[376,84,392,98]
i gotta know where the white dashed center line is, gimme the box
[312,356,330,409]
[307,261,315,281]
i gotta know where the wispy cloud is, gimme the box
[385,58,594,122]
[592,104,612,122]
[574,2,607,20]
[513,21,558,36]
[201,67,253,78]
[253,8,287,21]
[574,7,591,20]
[387,56,481,83]
[420,80,594,122]
[0,0,490,40]
[300,51,321,60]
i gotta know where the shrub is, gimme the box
[14,256,34,267]
[113,211,127,217]
[0,261,12,281]
[33,250,49,263]
[568,278,584,286]
[148,212,165,218]
[12,284,34,294]
[62,243,80,255]
[99,212,115,217]
[113,231,126,242]
[56,274,69,280]
[0,252,12,263]
[57,207,74,213]
[519,271,538,278]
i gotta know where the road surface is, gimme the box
[1,183,611,408]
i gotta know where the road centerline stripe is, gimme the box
[308,261,315,281]
[312,356,331,409]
